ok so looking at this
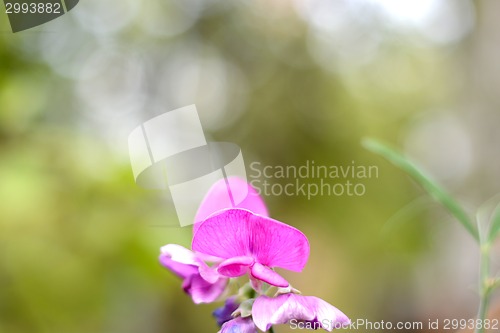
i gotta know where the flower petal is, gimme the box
[217,256,254,277]
[183,274,227,304]
[252,294,350,332]
[197,262,222,284]
[160,244,199,266]
[300,296,351,330]
[192,209,309,272]
[159,244,199,279]
[219,317,258,333]
[250,263,289,287]
[252,294,314,331]
[194,177,268,234]
[160,258,198,279]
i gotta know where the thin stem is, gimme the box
[476,244,491,333]
[268,326,275,333]
[362,138,479,241]
[476,296,490,333]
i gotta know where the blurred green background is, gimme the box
[1,0,500,332]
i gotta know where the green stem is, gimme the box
[476,244,491,333]
[268,326,275,333]
[362,138,479,241]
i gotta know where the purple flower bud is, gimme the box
[213,296,239,327]
[219,317,258,333]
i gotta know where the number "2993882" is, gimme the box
[5,2,61,14]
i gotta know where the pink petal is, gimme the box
[300,296,351,330]
[183,274,227,304]
[197,262,221,284]
[217,256,254,277]
[194,177,268,234]
[249,276,263,293]
[192,209,309,272]
[252,294,350,332]
[250,263,289,287]
[160,244,199,266]
[195,252,224,263]
[159,257,198,279]
[252,294,314,331]
[159,244,223,284]
[159,244,199,279]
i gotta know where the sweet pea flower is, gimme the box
[159,244,227,304]
[192,208,310,288]
[159,177,349,332]
[218,317,258,333]
[252,293,350,332]
[160,178,267,303]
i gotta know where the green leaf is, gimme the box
[488,203,500,244]
[362,138,479,242]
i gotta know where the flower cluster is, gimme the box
[160,177,350,332]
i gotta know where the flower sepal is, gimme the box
[275,285,302,297]
[232,299,254,318]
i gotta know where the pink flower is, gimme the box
[192,208,310,288]
[159,244,227,304]
[252,293,350,332]
[218,317,257,333]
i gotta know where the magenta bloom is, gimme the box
[159,244,227,304]
[219,317,257,333]
[192,208,310,288]
[252,293,350,332]
[159,177,350,333]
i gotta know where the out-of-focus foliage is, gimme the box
[1,0,500,332]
